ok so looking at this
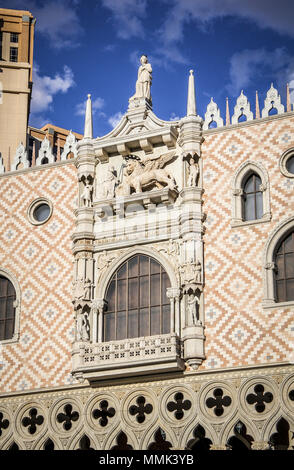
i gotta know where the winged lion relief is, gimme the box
[116,150,178,196]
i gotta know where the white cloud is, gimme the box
[170,112,180,121]
[75,97,105,116]
[101,0,147,39]
[155,0,294,67]
[227,47,294,96]
[1,0,82,48]
[30,64,75,115]
[108,111,124,128]
[159,0,294,45]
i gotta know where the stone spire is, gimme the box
[84,94,93,139]
[286,83,291,112]
[187,70,196,116]
[255,90,260,119]
[225,97,230,126]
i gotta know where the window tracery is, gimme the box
[231,160,271,227]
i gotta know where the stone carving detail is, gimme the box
[167,392,191,420]
[246,384,273,413]
[80,179,93,207]
[96,250,120,281]
[116,151,177,196]
[262,83,285,117]
[92,400,116,427]
[129,54,152,103]
[129,396,153,423]
[180,259,202,292]
[187,292,200,326]
[203,98,224,130]
[22,408,44,435]
[206,388,232,417]
[0,412,9,436]
[187,156,199,187]
[2,371,294,449]
[231,90,253,124]
[61,131,77,160]
[57,404,79,431]
[158,239,181,266]
[11,142,30,170]
[76,308,90,342]
[72,277,92,303]
[36,136,55,165]
[96,166,118,200]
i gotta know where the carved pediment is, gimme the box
[93,109,179,161]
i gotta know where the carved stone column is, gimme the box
[166,287,181,334]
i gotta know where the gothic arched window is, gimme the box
[242,173,263,221]
[104,255,171,341]
[0,275,16,341]
[274,230,294,303]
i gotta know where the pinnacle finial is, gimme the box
[187,69,196,116]
[84,94,93,139]
[255,90,260,119]
[226,97,230,126]
[286,83,291,112]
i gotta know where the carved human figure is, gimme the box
[101,166,118,199]
[73,277,85,300]
[81,182,92,207]
[130,55,152,101]
[84,278,92,300]
[187,157,199,187]
[187,293,199,326]
[76,309,90,341]
[195,260,201,283]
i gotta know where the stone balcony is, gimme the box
[72,333,185,384]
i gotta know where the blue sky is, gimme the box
[3,0,294,137]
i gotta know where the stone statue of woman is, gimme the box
[130,55,152,102]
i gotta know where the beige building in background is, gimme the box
[0,8,35,168]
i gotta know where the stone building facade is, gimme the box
[0,55,294,451]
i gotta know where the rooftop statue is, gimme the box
[130,54,152,102]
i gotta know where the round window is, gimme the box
[280,149,294,178]
[33,203,51,222]
[28,199,53,225]
[286,155,294,175]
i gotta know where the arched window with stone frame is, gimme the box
[72,248,187,383]
[231,160,271,228]
[103,254,171,342]
[263,216,294,309]
[0,268,21,344]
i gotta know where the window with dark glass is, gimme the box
[0,276,16,341]
[286,155,294,175]
[242,173,263,221]
[9,47,18,62]
[10,33,19,43]
[104,255,171,341]
[275,231,294,303]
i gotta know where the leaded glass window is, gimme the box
[0,276,16,341]
[243,173,263,221]
[104,255,171,341]
[275,231,294,302]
